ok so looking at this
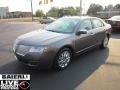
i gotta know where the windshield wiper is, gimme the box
[47,29,61,33]
[46,29,63,33]
[47,29,55,32]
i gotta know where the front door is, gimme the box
[75,19,96,53]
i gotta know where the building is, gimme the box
[0,7,9,19]
[97,9,120,18]
[0,7,32,18]
[9,11,32,18]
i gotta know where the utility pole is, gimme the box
[80,0,82,15]
[31,0,33,21]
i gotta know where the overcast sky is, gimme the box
[0,0,120,14]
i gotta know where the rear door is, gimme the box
[91,18,106,45]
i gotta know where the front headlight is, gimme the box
[13,39,19,52]
[29,46,47,53]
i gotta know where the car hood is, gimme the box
[17,29,70,46]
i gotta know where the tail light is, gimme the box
[117,21,120,26]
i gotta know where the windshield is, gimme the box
[110,16,120,20]
[45,17,80,33]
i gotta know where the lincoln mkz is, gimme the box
[13,16,111,70]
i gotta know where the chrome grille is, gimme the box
[16,45,30,56]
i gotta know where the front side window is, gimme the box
[80,19,92,30]
[92,19,104,28]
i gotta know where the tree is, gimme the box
[114,4,120,9]
[46,6,84,17]
[104,4,113,11]
[75,7,80,14]
[87,3,103,16]
[46,7,59,17]
[63,7,76,16]
[46,6,79,17]
[57,7,76,17]
[35,10,44,17]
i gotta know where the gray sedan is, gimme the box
[13,16,111,70]
[39,17,56,24]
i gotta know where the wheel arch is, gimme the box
[57,45,74,57]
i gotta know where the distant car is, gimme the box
[39,16,56,24]
[106,16,120,30]
[13,16,111,70]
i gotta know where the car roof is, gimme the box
[63,16,99,20]
[62,16,106,24]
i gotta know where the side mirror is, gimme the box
[76,29,87,35]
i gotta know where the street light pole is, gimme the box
[31,0,33,21]
[80,0,82,15]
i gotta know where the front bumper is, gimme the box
[15,50,55,68]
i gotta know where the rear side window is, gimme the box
[80,19,92,30]
[92,19,104,28]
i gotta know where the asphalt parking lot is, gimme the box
[0,22,120,90]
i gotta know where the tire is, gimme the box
[53,48,72,70]
[40,22,43,24]
[100,36,109,49]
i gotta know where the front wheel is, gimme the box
[53,48,72,70]
[100,36,109,49]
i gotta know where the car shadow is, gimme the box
[0,48,109,90]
